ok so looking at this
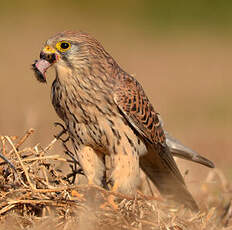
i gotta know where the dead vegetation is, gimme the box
[0,128,231,230]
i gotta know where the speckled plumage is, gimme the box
[33,31,199,210]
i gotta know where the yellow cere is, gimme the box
[56,41,71,52]
[43,45,56,53]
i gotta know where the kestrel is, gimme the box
[32,31,212,211]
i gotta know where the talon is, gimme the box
[54,122,68,140]
[54,122,66,130]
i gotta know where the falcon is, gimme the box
[32,31,212,210]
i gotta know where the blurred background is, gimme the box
[0,0,231,195]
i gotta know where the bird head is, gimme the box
[32,31,109,83]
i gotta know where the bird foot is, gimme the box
[71,189,85,201]
[100,194,118,210]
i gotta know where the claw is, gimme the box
[54,121,66,130]
[54,122,68,141]
[63,167,84,184]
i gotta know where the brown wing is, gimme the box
[113,76,165,145]
[113,75,186,185]
[113,75,199,211]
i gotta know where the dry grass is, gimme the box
[0,129,231,230]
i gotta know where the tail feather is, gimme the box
[165,132,215,168]
[140,144,199,211]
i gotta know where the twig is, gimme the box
[0,204,16,215]
[5,136,35,190]
[7,129,35,156]
[136,219,159,228]
[15,129,35,149]
[21,155,68,163]
[8,199,74,207]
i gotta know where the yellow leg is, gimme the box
[108,182,119,209]
[71,190,85,200]
[100,182,119,210]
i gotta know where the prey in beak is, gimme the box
[32,46,58,83]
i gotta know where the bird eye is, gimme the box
[56,41,71,52]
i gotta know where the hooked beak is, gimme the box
[32,46,58,83]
